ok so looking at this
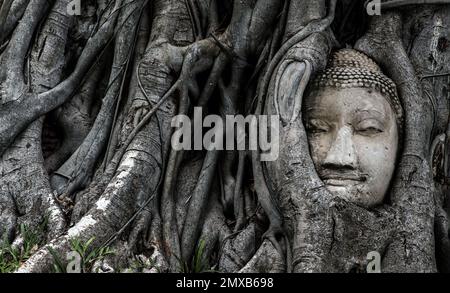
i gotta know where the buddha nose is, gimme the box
[323,126,357,169]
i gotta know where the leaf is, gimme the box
[47,247,66,273]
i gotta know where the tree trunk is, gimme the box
[0,0,449,273]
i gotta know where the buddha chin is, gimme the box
[323,180,372,209]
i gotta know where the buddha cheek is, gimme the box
[356,139,397,204]
[308,134,334,168]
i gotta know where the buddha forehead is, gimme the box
[307,49,404,132]
[304,87,392,122]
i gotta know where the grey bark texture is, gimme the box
[0,0,449,273]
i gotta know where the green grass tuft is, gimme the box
[49,237,115,273]
[0,218,48,273]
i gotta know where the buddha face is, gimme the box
[304,87,399,208]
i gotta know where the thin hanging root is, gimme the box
[181,149,220,264]
[185,0,202,39]
[160,85,190,269]
[44,62,105,173]
[160,145,183,268]
[250,92,283,233]
[284,234,293,273]
[169,60,229,266]
[102,0,149,171]
[0,0,29,46]
[234,151,246,232]
[378,0,450,10]
[106,23,148,165]
[192,188,226,271]
[91,118,163,249]
[246,0,337,272]
[251,148,285,254]
[178,40,248,264]
[0,0,126,158]
[220,151,237,213]
[102,193,157,248]
[197,52,228,107]
[113,37,223,172]
[68,33,220,181]
[52,0,147,198]
[112,79,182,170]
[110,44,225,260]
[113,37,220,165]
[100,39,223,268]
[99,56,198,265]
[0,0,13,42]
[4,0,51,90]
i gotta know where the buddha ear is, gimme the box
[274,59,311,123]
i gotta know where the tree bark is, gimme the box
[0,0,449,273]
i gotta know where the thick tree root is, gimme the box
[18,123,162,273]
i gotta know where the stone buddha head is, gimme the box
[303,49,403,208]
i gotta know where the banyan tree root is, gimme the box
[0,0,76,244]
[1,0,448,273]
[355,10,436,272]
[247,1,444,273]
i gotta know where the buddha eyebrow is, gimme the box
[354,109,385,118]
[303,106,328,115]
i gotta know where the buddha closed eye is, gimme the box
[303,49,403,208]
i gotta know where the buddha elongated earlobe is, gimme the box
[274,59,312,123]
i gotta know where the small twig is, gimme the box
[113,79,182,173]
[420,72,450,80]
[103,0,147,171]
[209,33,249,65]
